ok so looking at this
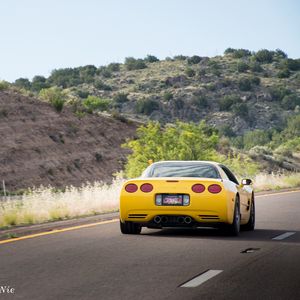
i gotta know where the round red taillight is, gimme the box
[208,184,222,194]
[140,183,153,193]
[125,183,138,193]
[192,184,205,193]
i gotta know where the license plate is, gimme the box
[162,195,183,206]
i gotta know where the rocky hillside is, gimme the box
[12,48,300,135]
[0,90,136,192]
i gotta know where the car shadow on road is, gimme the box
[142,227,299,243]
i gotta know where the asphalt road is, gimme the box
[0,191,299,300]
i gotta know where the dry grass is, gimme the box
[253,173,300,191]
[0,178,124,228]
[1,173,300,228]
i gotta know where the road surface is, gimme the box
[0,191,299,300]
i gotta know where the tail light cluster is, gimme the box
[192,183,222,194]
[125,183,153,193]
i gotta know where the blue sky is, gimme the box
[1,0,299,82]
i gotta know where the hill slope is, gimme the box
[0,90,136,192]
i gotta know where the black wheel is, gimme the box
[242,196,255,231]
[120,221,141,234]
[227,198,240,236]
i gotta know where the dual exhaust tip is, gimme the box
[154,216,192,224]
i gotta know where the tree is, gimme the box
[14,78,31,89]
[31,76,49,92]
[254,49,274,63]
[123,121,220,178]
[187,55,202,64]
[144,55,159,63]
[125,57,147,70]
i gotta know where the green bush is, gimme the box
[0,81,9,90]
[113,93,128,103]
[250,76,260,86]
[173,55,187,61]
[238,78,252,91]
[107,63,120,72]
[224,48,251,58]
[237,61,249,72]
[123,121,220,178]
[14,78,31,90]
[97,66,112,78]
[254,49,274,63]
[144,55,159,63]
[275,49,288,59]
[269,86,291,101]
[277,68,290,78]
[218,125,236,137]
[135,99,159,115]
[243,130,271,150]
[83,96,110,113]
[76,90,90,99]
[39,87,66,112]
[187,55,202,64]
[219,95,240,111]
[48,68,81,88]
[283,58,300,71]
[163,92,173,101]
[249,61,263,72]
[281,94,300,110]
[31,76,49,92]
[192,95,208,109]
[125,57,147,70]
[185,68,196,77]
[232,103,248,118]
[94,80,112,91]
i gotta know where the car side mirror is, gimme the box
[241,178,252,185]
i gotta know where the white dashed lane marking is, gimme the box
[180,270,223,288]
[272,232,296,240]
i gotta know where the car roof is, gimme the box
[150,160,220,166]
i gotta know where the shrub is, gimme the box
[269,86,291,101]
[0,81,9,90]
[125,57,147,70]
[173,55,187,61]
[187,55,202,65]
[39,87,66,112]
[277,68,290,78]
[238,77,252,91]
[219,95,240,111]
[113,93,128,104]
[254,49,274,63]
[232,103,248,118]
[224,48,251,58]
[218,125,236,137]
[83,96,110,113]
[249,61,263,72]
[123,121,220,178]
[144,55,159,63]
[94,80,112,91]
[185,68,196,77]
[97,66,112,78]
[76,90,90,98]
[79,65,97,83]
[281,94,300,110]
[31,76,49,92]
[275,49,288,59]
[14,78,31,90]
[237,61,249,72]
[107,63,120,72]
[250,76,260,86]
[243,130,271,150]
[283,58,300,71]
[135,99,159,115]
[48,68,81,88]
[163,92,173,101]
[192,95,208,109]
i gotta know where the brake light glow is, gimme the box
[208,184,222,194]
[192,184,205,193]
[140,183,153,193]
[125,183,138,193]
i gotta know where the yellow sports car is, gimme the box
[119,161,255,236]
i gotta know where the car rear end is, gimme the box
[120,177,232,228]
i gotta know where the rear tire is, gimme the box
[227,198,240,236]
[242,196,255,231]
[120,221,142,234]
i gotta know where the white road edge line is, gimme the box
[180,270,223,288]
[272,232,296,240]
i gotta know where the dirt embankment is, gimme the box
[0,90,137,192]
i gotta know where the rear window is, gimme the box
[142,163,220,179]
